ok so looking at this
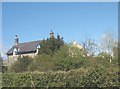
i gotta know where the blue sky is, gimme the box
[2,2,118,58]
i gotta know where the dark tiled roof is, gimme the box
[6,40,41,55]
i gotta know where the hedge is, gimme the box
[2,67,119,88]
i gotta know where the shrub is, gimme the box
[10,56,33,73]
[28,45,87,72]
[54,45,87,71]
[28,54,56,72]
[2,66,119,87]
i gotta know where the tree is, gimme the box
[100,31,117,63]
[112,43,118,60]
[98,51,109,59]
[54,44,86,71]
[38,34,64,56]
[82,37,98,57]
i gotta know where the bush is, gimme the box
[28,45,87,72]
[2,66,119,87]
[28,54,56,72]
[10,56,33,73]
[2,65,8,73]
[54,45,87,71]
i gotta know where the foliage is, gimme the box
[38,34,64,56]
[9,42,119,73]
[2,66,8,73]
[98,51,109,59]
[10,56,33,73]
[28,54,55,72]
[54,45,87,71]
[27,45,87,72]
[2,65,119,87]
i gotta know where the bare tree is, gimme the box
[82,36,98,57]
[100,31,117,63]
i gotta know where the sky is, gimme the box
[2,2,118,59]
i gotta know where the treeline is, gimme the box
[6,32,118,73]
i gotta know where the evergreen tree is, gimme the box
[38,34,64,56]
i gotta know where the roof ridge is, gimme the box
[18,40,41,44]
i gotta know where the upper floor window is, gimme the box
[13,48,18,56]
[35,45,40,55]
[37,45,40,49]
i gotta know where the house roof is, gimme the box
[6,40,42,55]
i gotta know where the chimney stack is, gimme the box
[15,35,19,45]
[50,30,54,39]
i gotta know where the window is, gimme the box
[13,48,17,56]
[35,45,40,55]
[37,45,40,49]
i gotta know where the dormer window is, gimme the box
[35,45,40,55]
[37,45,40,49]
[13,48,18,56]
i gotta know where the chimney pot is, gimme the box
[15,35,19,45]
